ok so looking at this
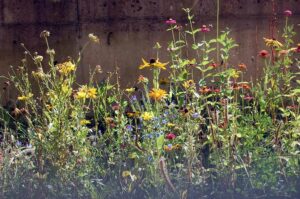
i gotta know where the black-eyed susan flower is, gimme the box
[183,80,196,90]
[263,38,283,48]
[149,88,167,101]
[139,58,168,70]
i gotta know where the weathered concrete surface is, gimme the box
[0,0,300,92]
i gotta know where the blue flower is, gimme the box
[130,95,137,102]
[126,125,133,131]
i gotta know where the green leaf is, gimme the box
[156,134,165,151]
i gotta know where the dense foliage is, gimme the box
[0,8,299,199]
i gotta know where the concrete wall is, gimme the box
[0,0,300,89]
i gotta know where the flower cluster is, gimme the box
[75,85,97,99]
[57,61,76,76]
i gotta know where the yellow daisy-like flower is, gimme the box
[263,37,283,48]
[141,112,154,121]
[80,119,91,125]
[18,93,33,101]
[183,80,195,89]
[87,87,97,99]
[75,85,97,99]
[57,61,76,76]
[149,88,167,101]
[138,58,168,70]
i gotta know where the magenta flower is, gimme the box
[284,10,292,17]
[166,18,176,24]
[166,133,176,140]
[200,25,210,32]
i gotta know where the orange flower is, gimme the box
[199,86,211,94]
[238,63,247,70]
[240,83,251,90]
[149,88,167,101]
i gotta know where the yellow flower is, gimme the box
[57,61,76,75]
[263,37,283,48]
[149,88,167,101]
[80,119,91,125]
[87,87,97,99]
[167,123,176,127]
[126,111,140,118]
[183,80,195,89]
[75,85,97,99]
[125,87,135,93]
[18,93,33,101]
[122,170,131,178]
[139,58,151,69]
[152,59,168,70]
[231,69,240,79]
[138,58,168,70]
[141,112,154,121]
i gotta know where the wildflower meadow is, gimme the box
[0,5,300,199]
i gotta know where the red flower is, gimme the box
[284,10,292,17]
[259,50,269,58]
[166,133,176,140]
[166,18,176,24]
[296,44,300,53]
[213,88,221,93]
[209,62,218,68]
[200,25,210,32]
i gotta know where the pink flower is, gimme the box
[166,133,176,140]
[244,95,254,101]
[166,18,176,24]
[284,10,292,17]
[259,50,269,58]
[200,25,210,32]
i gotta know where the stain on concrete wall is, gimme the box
[0,0,300,91]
